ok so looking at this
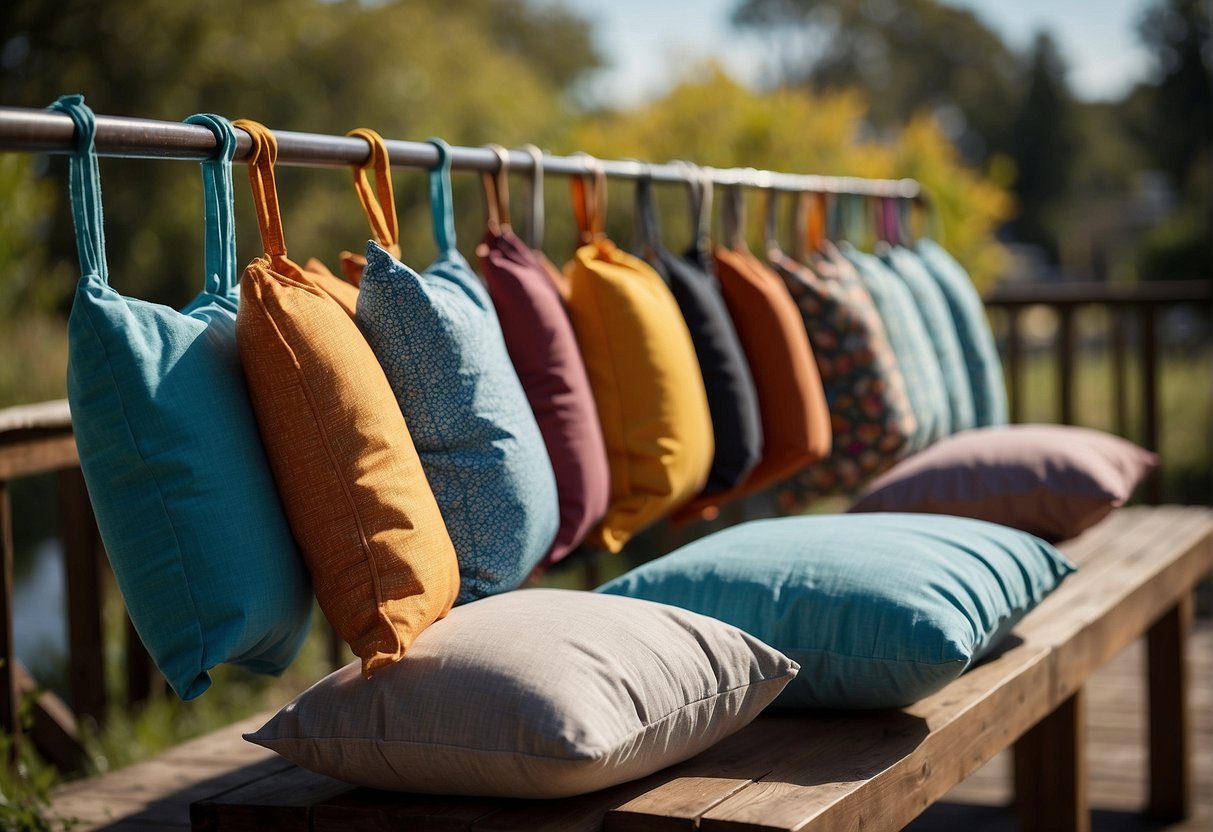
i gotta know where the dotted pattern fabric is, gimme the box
[358,243,559,602]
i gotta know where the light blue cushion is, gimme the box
[59,97,311,700]
[596,512,1075,709]
[841,243,951,451]
[915,238,1009,426]
[356,139,557,603]
[881,245,976,432]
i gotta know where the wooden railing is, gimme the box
[1,279,1210,774]
[984,279,1213,504]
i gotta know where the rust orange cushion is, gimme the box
[564,239,714,552]
[238,255,460,677]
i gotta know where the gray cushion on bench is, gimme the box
[245,588,797,798]
[598,513,1075,709]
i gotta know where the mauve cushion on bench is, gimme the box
[246,588,797,799]
[597,513,1074,709]
[848,424,1159,541]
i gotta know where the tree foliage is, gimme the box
[731,0,1020,160]
[572,67,1010,288]
[0,0,600,308]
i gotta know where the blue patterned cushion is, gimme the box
[915,238,1009,426]
[357,243,558,602]
[881,245,976,432]
[59,97,311,699]
[597,513,1075,709]
[840,243,951,451]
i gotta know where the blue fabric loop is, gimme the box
[49,94,108,284]
[426,137,456,253]
[185,114,238,298]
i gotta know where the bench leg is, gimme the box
[1146,595,1193,821]
[1014,689,1089,832]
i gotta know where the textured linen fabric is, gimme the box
[359,243,558,601]
[881,245,976,433]
[915,238,1009,427]
[59,98,310,700]
[841,243,951,452]
[477,230,609,567]
[849,424,1159,541]
[598,513,1075,709]
[770,245,917,495]
[235,120,459,678]
[246,588,797,798]
[564,237,715,552]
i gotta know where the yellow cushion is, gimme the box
[564,238,714,552]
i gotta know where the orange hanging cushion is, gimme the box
[562,169,713,552]
[234,120,459,677]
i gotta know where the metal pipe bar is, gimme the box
[0,105,920,199]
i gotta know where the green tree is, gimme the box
[1006,32,1079,260]
[731,0,1020,161]
[0,0,600,310]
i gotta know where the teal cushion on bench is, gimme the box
[246,588,797,798]
[597,513,1075,709]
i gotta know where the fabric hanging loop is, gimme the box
[520,143,545,250]
[185,114,238,298]
[721,183,745,250]
[49,94,108,284]
[806,192,827,254]
[232,119,288,262]
[480,143,512,235]
[425,137,458,254]
[632,168,662,259]
[789,192,808,264]
[569,153,606,244]
[347,127,399,253]
[763,189,781,256]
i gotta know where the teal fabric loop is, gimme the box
[49,94,108,284]
[185,114,238,298]
[426,137,457,253]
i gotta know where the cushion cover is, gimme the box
[914,238,1009,427]
[478,230,609,567]
[598,512,1075,709]
[564,238,714,551]
[246,588,797,798]
[849,424,1159,541]
[61,99,311,699]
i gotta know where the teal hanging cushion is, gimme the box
[597,512,1074,709]
[841,243,952,451]
[356,139,558,602]
[881,245,976,432]
[59,96,311,700]
[915,238,1009,427]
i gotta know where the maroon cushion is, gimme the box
[848,424,1158,541]
[478,230,610,565]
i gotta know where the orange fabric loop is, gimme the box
[569,157,606,244]
[347,127,399,252]
[480,144,512,235]
[807,192,827,254]
[233,119,287,261]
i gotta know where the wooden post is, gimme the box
[1056,305,1075,427]
[0,481,19,764]
[1140,303,1162,503]
[1110,307,1128,438]
[1005,307,1024,424]
[125,614,163,706]
[1146,595,1193,821]
[1014,689,1089,832]
[59,468,107,726]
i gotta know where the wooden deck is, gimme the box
[46,619,1212,832]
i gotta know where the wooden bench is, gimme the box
[163,504,1211,832]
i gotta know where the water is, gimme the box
[12,538,68,687]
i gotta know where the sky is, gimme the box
[560,0,1156,107]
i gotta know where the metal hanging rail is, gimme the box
[0,105,921,200]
